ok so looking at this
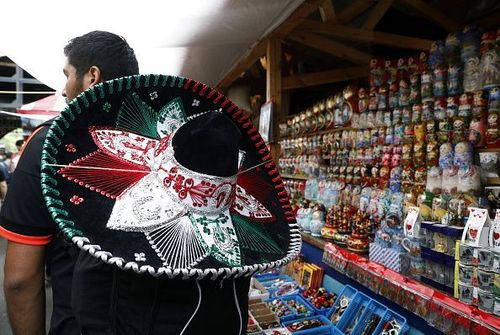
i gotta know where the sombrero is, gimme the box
[40,75,301,279]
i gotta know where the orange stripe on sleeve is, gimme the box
[0,226,53,245]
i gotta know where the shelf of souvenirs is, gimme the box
[300,232,500,334]
[281,174,310,180]
[486,178,500,186]
[279,126,355,140]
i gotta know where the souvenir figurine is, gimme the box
[422,101,434,121]
[433,97,446,120]
[454,141,473,168]
[403,124,415,144]
[375,110,385,127]
[392,107,402,125]
[437,119,452,144]
[421,70,433,102]
[448,64,463,96]
[324,96,334,130]
[446,96,459,118]
[414,167,428,194]
[369,86,379,111]
[402,143,413,167]
[445,32,462,66]
[486,109,500,147]
[402,106,412,125]
[453,117,468,143]
[379,166,391,189]
[458,92,473,118]
[426,120,437,142]
[419,51,429,72]
[426,166,442,194]
[433,66,447,98]
[473,90,488,118]
[385,125,394,145]
[310,204,326,237]
[369,58,385,87]
[394,124,405,145]
[397,57,409,81]
[401,167,414,193]
[389,82,399,109]
[366,111,376,129]
[461,25,481,63]
[378,127,386,146]
[464,56,481,92]
[414,142,426,168]
[412,104,422,124]
[358,88,369,114]
[414,123,426,143]
[490,86,500,111]
[426,141,439,167]
[439,142,454,170]
[384,110,392,127]
[468,116,487,147]
[429,40,445,70]
[378,84,389,110]
[334,94,344,128]
[385,59,398,84]
[409,73,421,105]
[399,79,410,107]
[480,31,500,89]
[408,56,419,75]
[389,167,402,193]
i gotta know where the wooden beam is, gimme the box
[217,0,323,89]
[476,9,500,30]
[288,31,372,65]
[296,20,432,50]
[266,38,282,156]
[362,0,394,29]
[283,66,368,89]
[337,0,375,23]
[398,0,460,32]
[319,0,338,23]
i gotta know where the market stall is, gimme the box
[218,1,500,334]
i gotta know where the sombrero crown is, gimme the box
[41,75,301,279]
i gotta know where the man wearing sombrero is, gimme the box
[1,30,300,334]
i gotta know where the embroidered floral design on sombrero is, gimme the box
[57,93,279,269]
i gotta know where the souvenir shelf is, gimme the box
[281,174,310,181]
[301,233,500,334]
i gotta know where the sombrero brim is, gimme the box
[41,75,301,279]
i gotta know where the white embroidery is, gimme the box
[134,252,146,262]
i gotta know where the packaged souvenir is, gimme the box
[464,56,481,92]
[399,79,410,107]
[445,32,462,65]
[429,40,445,70]
[448,64,463,96]
[439,142,454,170]
[454,141,473,168]
[479,31,500,89]
[433,66,447,98]
[389,82,399,109]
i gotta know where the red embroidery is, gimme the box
[65,144,76,152]
[70,195,84,205]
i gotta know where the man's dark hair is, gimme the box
[15,140,24,148]
[64,31,139,81]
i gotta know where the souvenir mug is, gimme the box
[458,282,473,304]
[459,243,475,265]
[478,289,495,313]
[478,248,495,270]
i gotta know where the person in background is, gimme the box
[0,31,139,334]
[9,139,25,173]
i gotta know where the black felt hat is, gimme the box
[41,75,301,279]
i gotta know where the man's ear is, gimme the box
[83,66,102,89]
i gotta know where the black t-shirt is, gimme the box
[0,125,81,334]
[0,125,251,334]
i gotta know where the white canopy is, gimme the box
[0,0,303,91]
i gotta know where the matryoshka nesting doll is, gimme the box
[389,82,399,109]
[468,116,486,147]
[390,167,403,193]
[412,104,422,124]
[464,56,481,92]
[378,84,389,110]
[479,31,500,89]
[422,101,434,121]
[414,142,426,168]
[414,123,426,143]
[421,70,433,102]
[439,142,454,169]
[399,79,410,107]
[426,120,437,142]
[454,141,473,168]
[453,117,468,143]
[429,40,445,70]
[358,87,369,114]
[486,109,500,147]
[433,66,448,98]
[446,96,459,118]
[369,86,379,111]
[448,63,463,96]
[472,90,488,118]
[409,73,421,105]
[402,143,413,167]
[369,58,384,87]
[402,106,412,125]
[427,141,439,167]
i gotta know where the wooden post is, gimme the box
[266,38,282,164]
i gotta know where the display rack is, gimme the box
[301,233,500,334]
